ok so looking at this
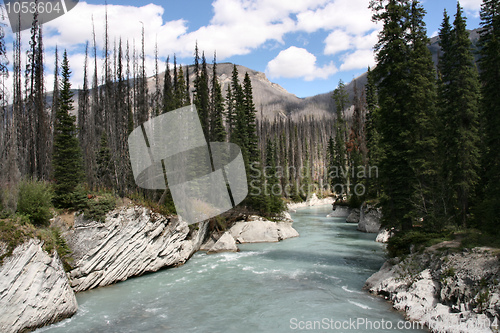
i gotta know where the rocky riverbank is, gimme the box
[287,193,334,211]
[365,247,500,333]
[0,239,78,333]
[65,206,209,292]
[0,204,299,332]
[200,214,299,253]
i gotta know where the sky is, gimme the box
[0,0,483,98]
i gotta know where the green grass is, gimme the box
[387,228,454,257]
[457,229,500,249]
[0,217,72,270]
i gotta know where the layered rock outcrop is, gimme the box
[365,248,500,333]
[66,206,208,292]
[0,239,78,333]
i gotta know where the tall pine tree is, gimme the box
[370,0,438,231]
[52,51,84,208]
[438,4,481,228]
[477,0,500,232]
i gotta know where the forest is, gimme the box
[0,0,499,255]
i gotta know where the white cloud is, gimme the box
[460,0,482,13]
[324,30,352,55]
[339,49,375,71]
[2,0,383,92]
[43,2,187,56]
[266,46,337,80]
[296,0,378,34]
[177,0,330,59]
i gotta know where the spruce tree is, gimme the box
[331,80,348,196]
[163,56,175,113]
[195,53,210,139]
[438,4,481,228]
[52,51,84,208]
[230,65,246,152]
[365,67,382,199]
[265,139,284,213]
[370,0,438,231]
[242,72,266,211]
[210,55,226,142]
[405,0,439,229]
[477,0,500,232]
[225,85,235,140]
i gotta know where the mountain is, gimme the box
[66,28,481,122]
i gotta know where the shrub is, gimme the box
[83,191,116,222]
[17,179,54,227]
[387,229,452,258]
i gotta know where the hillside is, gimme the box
[64,28,480,123]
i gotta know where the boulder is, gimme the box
[366,250,500,333]
[346,208,360,223]
[376,229,393,243]
[207,232,239,254]
[200,232,222,251]
[0,239,78,333]
[357,204,382,233]
[327,206,350,217]
[229,219,299,243]
[66,206,208,292]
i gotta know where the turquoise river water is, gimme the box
[37,205,427,333]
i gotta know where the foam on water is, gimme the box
[36,205,426,333]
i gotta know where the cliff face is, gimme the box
[0,239,78,333]
[66,206,208,292]
[365,248,500,333]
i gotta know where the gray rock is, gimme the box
[200,232,222,252]
[229,219,299,243]
[366,250,500,333]
[327,206,350,217]
[376,229,393,243]
[357,204,382,233]
[66,206,208,292]
[207,232,239,254]
[0,239,78,333]
[346,209,360,223]
[287,194,334,211]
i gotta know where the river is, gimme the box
[37,205,427,332]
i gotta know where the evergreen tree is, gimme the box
[477,0,500,232]
[365,67,382,199]
[96,132,113,189]
[198,53,210,139]
[52,51,84,207]
[405,0,439,229]
[370,0,438,231]
[163,57,175,112]
[176,66,189,108]
[331,80,348,196]
[265,139,285,213]
[225,84,235,140]
[230,65,246,150]
[438,4,481,228]
[210,54,226,142]
[242,72,266,211]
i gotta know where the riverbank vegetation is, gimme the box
[0,0,499,253]
[357,0,500,256]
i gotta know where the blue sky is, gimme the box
[1,0,483,98]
